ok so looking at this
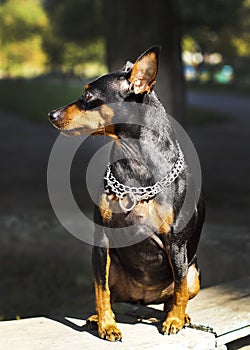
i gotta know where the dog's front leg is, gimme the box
[162,242,190,335]
[87,246,122,341]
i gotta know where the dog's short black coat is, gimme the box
[49,46,205,342]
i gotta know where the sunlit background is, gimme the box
[0,0,249,81]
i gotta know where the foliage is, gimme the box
[182,35,199,53]
[42,24,106,76]
[43,0,102,45]
[0,0,106,77]
[0,0,48,77]
[180,0,250,58]
[232,0,250,56]
[62,39,106,77]
[43,0,105,71]
[0,0,249,78]
[0,0,47,43]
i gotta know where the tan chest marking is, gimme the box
[100,194,174,234]
[99,194,115,222]
[134,200,174,234]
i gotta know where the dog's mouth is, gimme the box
[49,103,116,137]
[49,115,104,135]
[59,126,106,137]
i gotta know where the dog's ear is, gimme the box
[128,46,160,94]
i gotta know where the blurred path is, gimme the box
[187,90,250,121]
[186,90,250,226]
[186,89,250,286]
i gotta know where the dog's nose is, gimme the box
[48,110,60,122]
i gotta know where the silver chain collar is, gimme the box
[104,142,185,211]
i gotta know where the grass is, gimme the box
[0,78,85,122]
[0,78,228,126]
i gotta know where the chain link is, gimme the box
[104,142,185,211]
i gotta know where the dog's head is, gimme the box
[48,46,160,137]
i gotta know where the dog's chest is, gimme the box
[99,193,174,235]
[112,237,172,286]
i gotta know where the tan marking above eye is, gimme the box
[85,90,94,101]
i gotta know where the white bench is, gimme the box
[0,278,249,350]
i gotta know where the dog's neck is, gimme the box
[109,94,178,188]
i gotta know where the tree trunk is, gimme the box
[103,0,185,124]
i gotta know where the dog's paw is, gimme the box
[162,317,184,335]
[86,314,122,341]
[162,313,190,335]
[99,324,122,342]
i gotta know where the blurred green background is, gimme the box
[0,0,249,122]
[1,0,250,80]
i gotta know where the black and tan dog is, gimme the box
[49,46,204,341]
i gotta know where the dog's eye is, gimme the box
[85,90,94,102]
